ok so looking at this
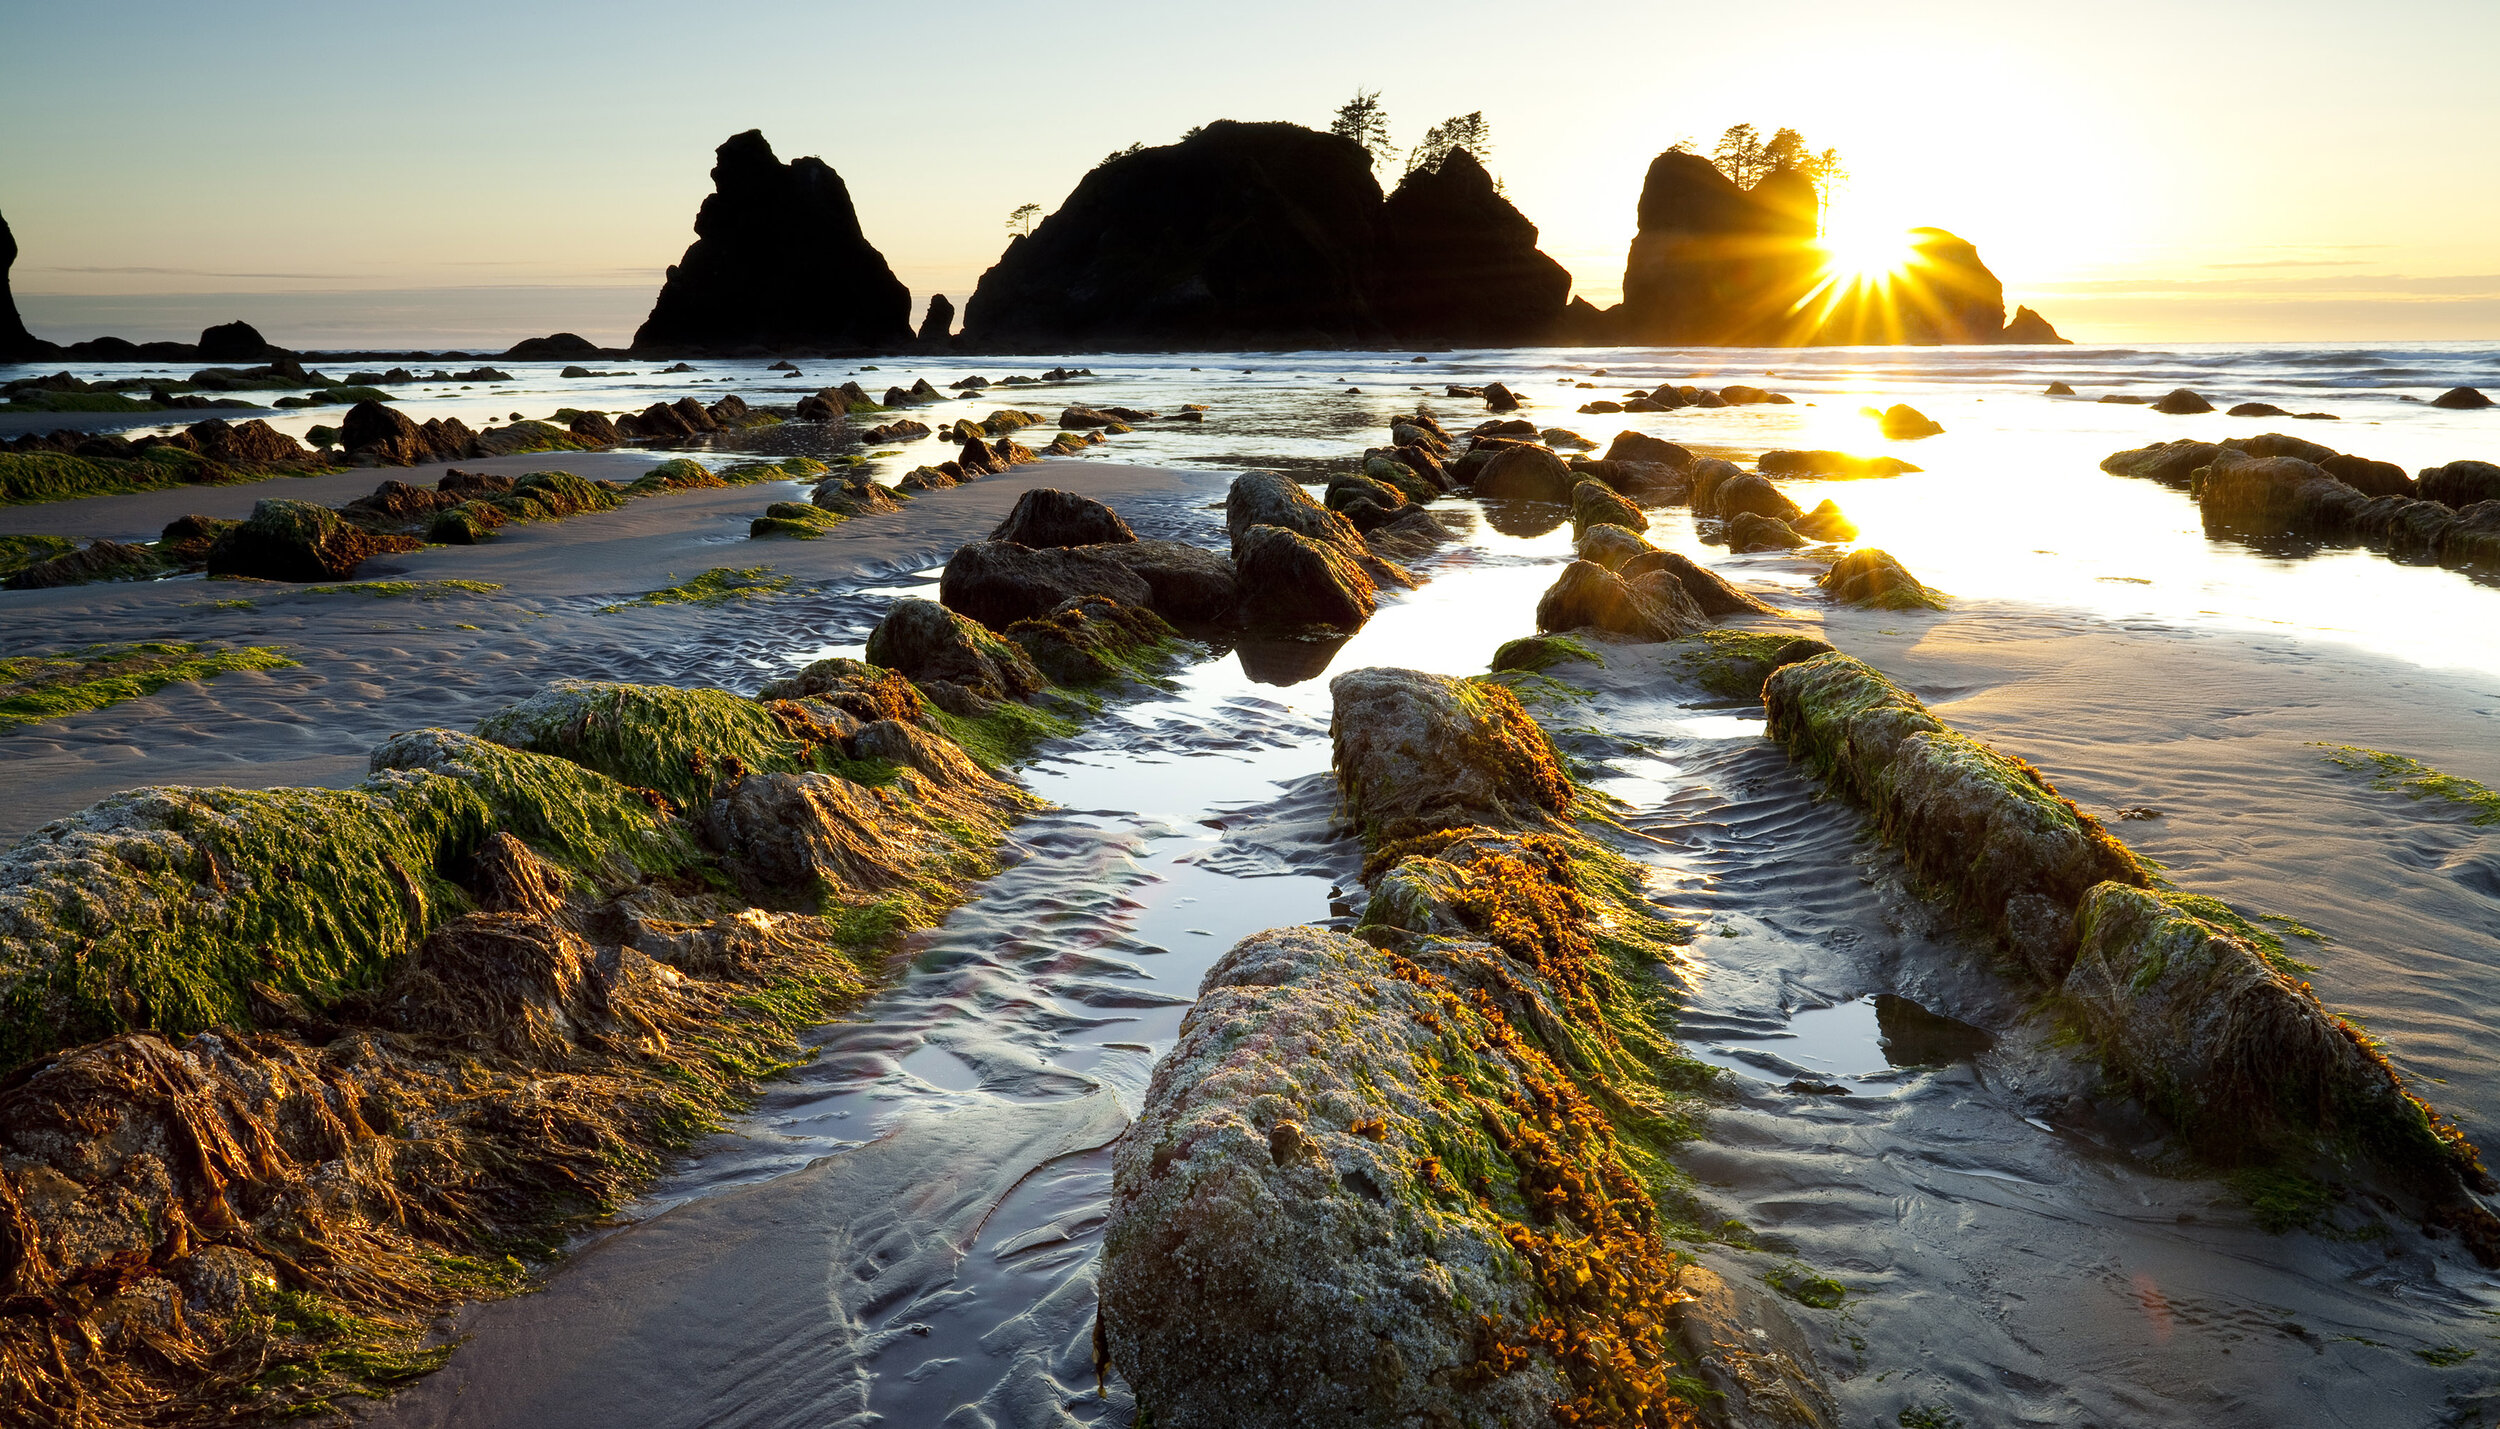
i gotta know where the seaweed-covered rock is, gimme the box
[1102,927,1574,1429]
[1765,652,2146,980]
[1226,470,1359,551]
[938,539,1155,630]
[2150,388,2213,415]
[1004,595,1176,685]
[1329,668,1571,844]
[2068,884,2493,1212]
[1,539,169,589]
[1095,539,1240,624]
[630,130,912,354]
[1708,472,1804,524]
[1323,471,1407,532]
[866,596,1044,701]
[205,497,418,582]
[1685,457,1746,514]
[1471,443,1575,502]
[2224,431,2340,465]
[342,400,472,466]
[1233,524,1377,630]
[1573,522,1653,571]
[2101,439,2226,486]
[1535,559,1704,642]
[1815,548,1944,610]
[2422,459,2500,508]
[1617,549,1780,616]
[1877,403,1943,439]
[812,473,905,517]
[368,727,698,882]
[156,514,239,566]
[754,656,927,725]
[2318,453,2414,499]
[1569,478,1645,536]
[1725,511,1808,551]
[1789,498,1857,542]
[1362,454,1438,503]
[475,680,806,809]
[1601,430,1691,470]
[186,417,308,465]
[704,770,917,899]
[990,487,1136,548]
[0,774,492,1071]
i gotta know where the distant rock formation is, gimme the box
[0,207,54,361]
[965,122,1393,349]
[632,130,912,356]
[1577,149,2067,346]
[504,332,606,361]
[918,295,955,344]
[1378,149,1571,345]
[196,320,281,362]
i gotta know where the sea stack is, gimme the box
[0,206,54,360]
[1378,148,1572,345]
[631,130,912,356]
[964,121,1392,349]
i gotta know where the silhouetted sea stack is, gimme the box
[503,332,605,361]
[195,320,280,362]
[918,295,955,344]
[2001,304,2070,345]
[965,122,1394,349]
[632,130,912,356]
[1379,149,1571,344]
[0,206,53,360]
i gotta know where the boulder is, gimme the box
[1725,512,1808,551]
[1617,549,1779,616]
[1004,595,1176,685]
[1569,457,1686,505]
[568,411,622,445]
[811,473,904,518]
[342,400,471,465]
[1756,449,1918,479]
[631,130,912,354]
[1470,443,1574,502]
[1481,381,1521,411]
[186,417,307,465]
[795,388,849,422]
[1686,457,1746,513]
[1569,479,1645,536]
[195,320,279,362]
[2319,453,2414,498]
[1360,505,1454,561]
[1323,473,1408,533]
[205,498,418,582]
[2430,387,2493,410]
[2000,306,2068,344]
[1815,548,1944,610]
[1789,498,1857,541]
[2228,402,2290,418]
[1362,454,1438,503]
[1096,539,1241,624]
[2422,460,2500,508]
[1601,429,1691,469]
[2044,381,2076,396]
[2150,388,2214,415]
[502,332,603,361]
[938,540,1155,630]
[1708,472,1804,523]
[1233,524,1377,630]
[1377,148,1572,344]
[1329,667,1573,840]
[1534,559,1703,642]
[864,596,1043,700]
[1877,403,1944,438]
[990,487,1136,548]
[2100,439,2225,486]
[917,294,955,343]
[2222,431,2339,464]
[1223,472,1412,593]
[1573,523,1652,571]
[1,539,167,589]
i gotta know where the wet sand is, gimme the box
[1,454,1225,841]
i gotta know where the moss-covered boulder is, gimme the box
[1471,443,1575,502]
[0,774,492,1072]
[2068,884,2493,1215]
[812,473,905,518]
[2100,439,2225,486]
[476,680,805,809]
[427,500,506,544]
[1707,472,1804,523]
[866,596,1045,702]
[1534,560,1703,642]
[1815,548,1944,610]
[989,486,1135,548]
[205,497,419,582]
[750,501,844,539]
[756,656,927,725]
[1233,523,1379,630]
[1573,522,1653,571]
[1363,453,1438,503]
[1101,927,1574,1428]
[368,727,700,883]
[1324,471,1408,533]
[1329,667,1572,845]
[1004,595,1178,685]
[938,539,1156,629]
[1569,478,1645,537]
[1725,511,1808,552]
[1789,498,1856,542]
[1764,653,2146,979]
[1095,539,1240,624]
[1617,549,1778,616]
[1,539,170,589]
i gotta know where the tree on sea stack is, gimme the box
[1406,111,1492,175]
[1329,87,1395,169]
[1006,202,1040,236]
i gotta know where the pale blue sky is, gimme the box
[5,0,2496,344]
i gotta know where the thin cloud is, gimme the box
[2203,259,2365,270]
[36,265,380,280]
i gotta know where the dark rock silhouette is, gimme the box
[504,332,605,361]
[965,122,1392,349]
[2001,305,2069,344]
[918,295,955,344]
[196,321,279,362]
[632,130,911,355]
[0,208,53,360]
[1378,150,1571,344]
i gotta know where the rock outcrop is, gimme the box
[989,487,1136,548]
[917,294,954,343]
[1378,149,1572,345]
[632,130,912,355]
[0,205,53,360]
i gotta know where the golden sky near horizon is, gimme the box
[4,0,2497,346]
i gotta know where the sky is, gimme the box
[4,0,2497,349]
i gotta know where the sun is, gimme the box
[1814,221,1920,288]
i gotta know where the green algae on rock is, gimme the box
[1330,667,1575,847]
[1003,594,1184,687]
[476,679,809,808]
[370,727,702,883]
[0,641,295,729]
[0,537,172,589]
[603,565,791,611]
[2314,744,2500,826]
[1815,547,1945,610]
[1672,628,1835,701]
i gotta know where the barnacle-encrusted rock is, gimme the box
[1329,667,1571,845]
[1003,594,1177,685]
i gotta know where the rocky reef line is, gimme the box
[0,615,1187,1421]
